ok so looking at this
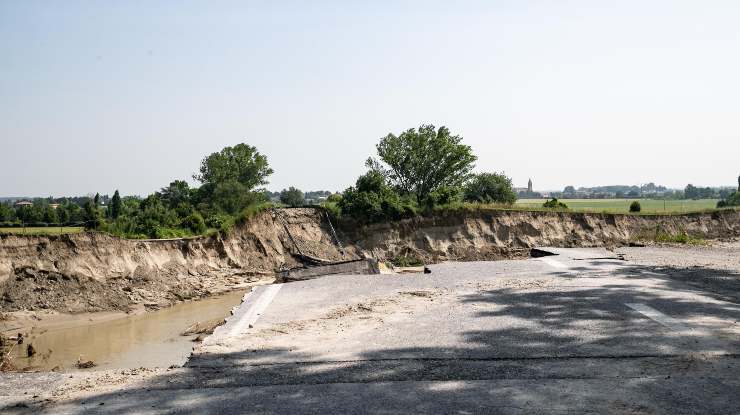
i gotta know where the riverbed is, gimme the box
[2,290,247,371]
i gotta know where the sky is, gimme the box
[1,1,739,197]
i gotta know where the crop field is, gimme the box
[515,199,720,213]
[0,226,85,235]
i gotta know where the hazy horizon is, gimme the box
[2,1,739,197]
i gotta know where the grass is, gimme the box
[632,225,706,245]
[0,226,85,235]
[515,198,720,214]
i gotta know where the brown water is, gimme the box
[9,290,247,371]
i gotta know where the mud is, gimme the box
[0,290,248,372]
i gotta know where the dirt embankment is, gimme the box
[0,208,738,313]
[0,209,355,313]
[341,209,740,263]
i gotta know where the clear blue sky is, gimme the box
[1,1,739,197]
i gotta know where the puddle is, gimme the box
[7,290,247,371]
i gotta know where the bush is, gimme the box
[154,227,193,239]
[629,201,641,213]
[338,170,417,223]
[237,202,275,223]
[718,191,740,208]
[205,214,231,230]
[422,185,462,210]
[542,198,568,209]
[391,254,424,267]
[182,212,206,234]
[326,193,343,203]
[321,201,342,219]
[463,172,517,205]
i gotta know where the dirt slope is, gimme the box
[0,209,355,312]
[0,208,738,313]
[342,209,740,263]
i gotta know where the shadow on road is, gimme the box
[9,261,740,414]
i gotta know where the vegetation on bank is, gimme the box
[0,227,85,236]
[0,144,278,239]
[1,125,737,236]
[633,225,706,245]
[330,124,522,223]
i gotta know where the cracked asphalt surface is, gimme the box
[2,244,739,414]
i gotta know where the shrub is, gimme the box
[629,201,641,213]
[422,185,462,210]
[321,201,342,219]
[463,172,517,205]
[326,193,343,203]
[391,254,424,267]
[717,191,740,208]
[237,202,275,222]
[205,214,231,230]
[182,212,206,234]
[542,198,568,209]
[338,170,417,223]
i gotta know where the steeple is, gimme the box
[527,178,533,193]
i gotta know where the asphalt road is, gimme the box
[4,247,739,414]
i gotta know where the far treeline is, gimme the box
[1,124,739,238]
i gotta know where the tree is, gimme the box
[111,190,122,219]
[159,180,190,209]
[463,173,517,204]
[94,193,100,207]
[684,184,698,199]
[629,201,642,212]
[0,203,14,222]
[57,205,70,224]
[211,181,252,214]
[83,199,100,229]
[194,144,273,190]
[367,124,477,204]
[280,187,305,207]
[43,206,58,224]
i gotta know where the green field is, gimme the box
[515,199,720,213]
[0,227,85,235]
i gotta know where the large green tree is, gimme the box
[463,172,517,204]
[159,180,190,209]
[367,124,477,204]
[110,190,122,219]
[280,187,305,207]
[194,144,273,190]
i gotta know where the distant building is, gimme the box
[49,203,60,209]
[527,178,533,193]
[14,201,33,207]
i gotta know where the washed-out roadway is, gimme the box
[2,245,739,414]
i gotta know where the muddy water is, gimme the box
[9,290,247,371]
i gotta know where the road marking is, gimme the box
[227,284,283,336]
[540,257,567,269]
[625,303,688,331]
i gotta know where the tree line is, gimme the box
[2,126,737,236]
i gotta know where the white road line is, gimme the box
[227,284,283,336]
[625,303,688,331]
[540,257,567,269]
